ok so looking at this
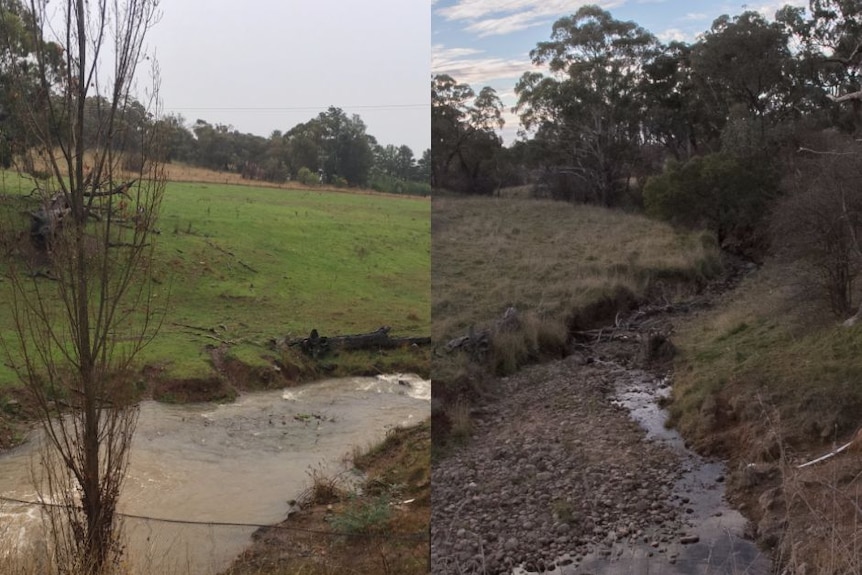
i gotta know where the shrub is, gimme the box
[772,134,862,318]
[296,166,319,187]
[328,493,392,536]
[644,153,777,255]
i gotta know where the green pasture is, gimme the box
[0,175,430,386]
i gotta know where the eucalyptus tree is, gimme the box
[431,73,504,194]
[689,10,801,156]
[0,0,64,168]
[0,0,165,572]
[778,0,862,130]
[515,5,658,206]
[316,105,374,186]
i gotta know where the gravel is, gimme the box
[431,355,690,574]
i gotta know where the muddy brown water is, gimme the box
[0,374,430,574]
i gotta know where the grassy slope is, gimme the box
[669,258,862,455]
[668,258,862,575]
[0,174,430,386]
[432,195,720,344]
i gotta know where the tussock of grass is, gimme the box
[775,453,862,575]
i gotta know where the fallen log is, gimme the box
[29,181,137,250]
[288,327,431,358]
[440,307,520,359]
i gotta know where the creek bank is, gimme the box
[431,259,770,574]
[221,418,431,575]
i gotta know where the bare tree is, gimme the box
[773,133,862,318]
[0,1,164,573]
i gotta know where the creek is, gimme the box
[525,363,772,575]
[0,374,430,574]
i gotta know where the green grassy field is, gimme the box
[0,174,430,387]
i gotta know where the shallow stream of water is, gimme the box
[575,369,770,575]
[513,366,771,575]
[0,374,430,574]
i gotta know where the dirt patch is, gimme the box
[150,376,236,403]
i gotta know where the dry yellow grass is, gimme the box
[432,195,720,343]
[18,151,411,198]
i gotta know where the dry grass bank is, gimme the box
[163,162,418,199]
[431,194,721,448]
[669,257,862,574]
[432,195,719,345]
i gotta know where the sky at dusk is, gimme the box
[432,0,808,143]
[140,0,431,154]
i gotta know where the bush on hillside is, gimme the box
[772,133,862,318]
[644,153,777,257]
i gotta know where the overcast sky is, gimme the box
[145,0,430,154]
[432,0,807,143]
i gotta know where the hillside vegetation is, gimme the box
[433,195,719,345]
[431,194,721,445]
[670,257,862,574]
[0,171,430,402]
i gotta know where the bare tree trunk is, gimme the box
[0,1,165,572]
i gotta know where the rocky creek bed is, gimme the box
[431,323,770,574]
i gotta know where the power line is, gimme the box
[163,104,429,112]
[0,495,427,541]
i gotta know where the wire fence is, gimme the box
[0,494,428,542]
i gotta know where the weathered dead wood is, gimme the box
[827,89,862,103]
[289,326,431,358]
[571,328,637,344]
[205,239,259,273]
[29,181,137,250]
[440,307,521,358]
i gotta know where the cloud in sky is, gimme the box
[656,28,688,43]
[432,45,534,85]
[682,12,709,21]
[749,0,806,17]
[436,0,625,37]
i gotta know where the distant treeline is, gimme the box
[1,95,430,195]
[154,105,430,194]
